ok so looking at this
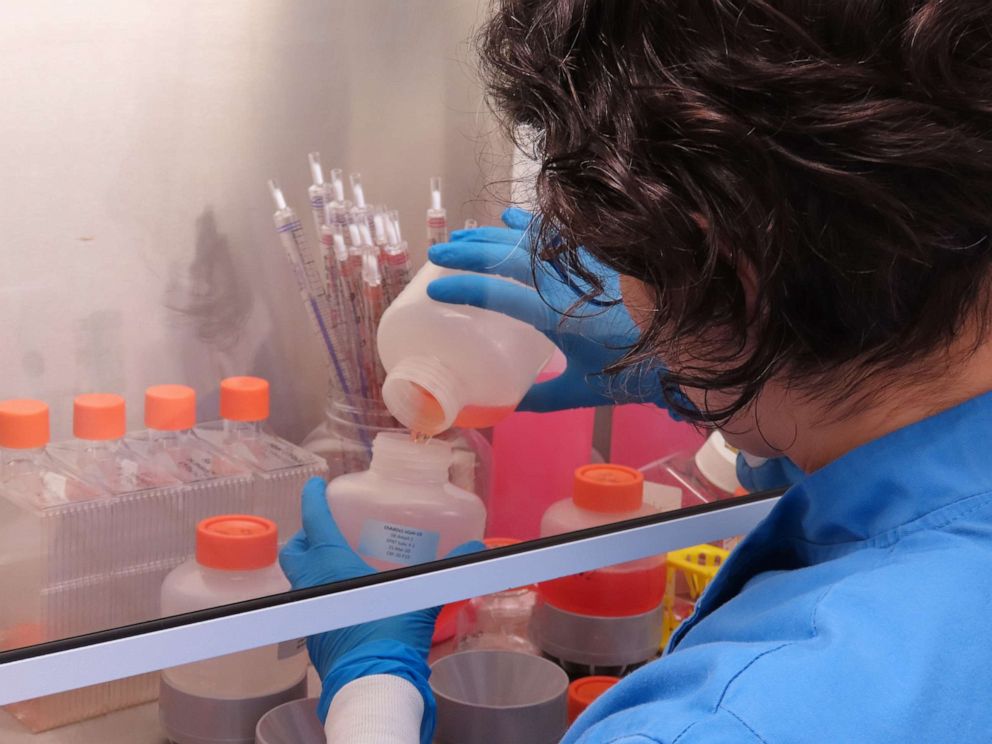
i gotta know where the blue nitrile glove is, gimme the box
[279,477,484,743]
[736,453,806,492]
[427,207,681,414]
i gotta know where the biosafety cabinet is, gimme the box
[0,2,782,742]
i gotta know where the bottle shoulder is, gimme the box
[540,498,658,535]
[161,561,289,614]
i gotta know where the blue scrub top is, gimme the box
[564,391,992,743]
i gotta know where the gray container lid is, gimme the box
[255,697,324,744]
[431,649,569,744]
[530,597,664,668]
[160,675,307,744]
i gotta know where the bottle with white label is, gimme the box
[159,515,308,744]
[325,433,486,571]
[377,262,556,437]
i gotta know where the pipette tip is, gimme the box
[308,152,324,186]
[430,176,442,211]
[268,180,287,211]
[330,168,345,203]
[350,173,367,209]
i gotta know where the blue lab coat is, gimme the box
[564,391,992,743]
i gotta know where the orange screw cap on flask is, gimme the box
[145,385,197,431]
[0,400,50,449]
[73,394,126,441]
[220,377,269,422]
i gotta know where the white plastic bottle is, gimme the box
[159,515,308,744]
[326,433,486,571]
[640,430,742,509]
[377,263,556,436]
[531,464,667,677]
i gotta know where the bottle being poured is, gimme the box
[376,254,555,440]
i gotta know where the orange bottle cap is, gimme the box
[220,377,270,422]
[145,385,196,431]
[73,393,126,441]
[572,464,644,512]
[568,676,620,722]
[196,515,278,571]
[0,400,50,449]
[483,537,522,549]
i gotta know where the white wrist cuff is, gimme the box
[324,674,424,744]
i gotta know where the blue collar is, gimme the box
[669,390,992,650]
[778,389,992,546]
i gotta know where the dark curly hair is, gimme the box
[479,0,992,423]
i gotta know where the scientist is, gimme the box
[279,1,992,741]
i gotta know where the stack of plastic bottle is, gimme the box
[0,377,326,732]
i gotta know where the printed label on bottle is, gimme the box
[41,472,69,505]
[277,637,307,660]
[357,520,440,566]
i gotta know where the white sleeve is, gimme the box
[324,674,424,744]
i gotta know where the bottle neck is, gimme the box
[381,355,463,436]
[0,446,47,480]
[223,419,264,439]
[369,433,452,484]
[149,428,194,443]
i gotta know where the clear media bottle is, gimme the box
[531,464,666,677]
[326,433,486,571]
[377,264,555,436]
[195,377,328,542]
[640,430,742,508]
[159,515,307,744]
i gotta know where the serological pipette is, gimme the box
[349,172,376,231]
[324,168,350,229]
[389,209,403,243]
[309,153,338,274]
[427,176,449,246]
[381,213,412,305]
[360,252,387,402]
[268,179,354,396]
